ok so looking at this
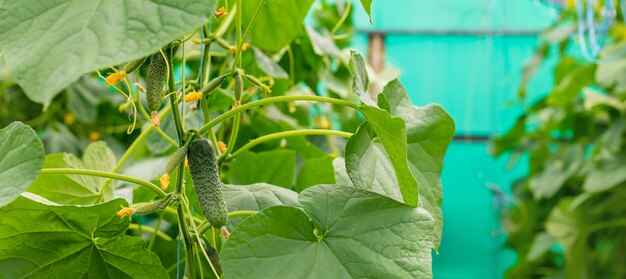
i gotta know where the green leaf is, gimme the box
[0,122,45,207]
[0,0,217,104]
[583,155,626,192]
[226,150,296,188]
[0,194,167,278]
[223,183,300,227]
[350,105,418,207]
[345,122,405,202]
[596,42,626,93]
[348,51,374,106]
[530,146,583,199]
[221,184,434,279]
[27,141,116,205]
[378,80,455,249]
[526,232,555,261]
[359,0,373,24]
[295,156,336,192]
[332,158,354,187]
[547,64,596,107]
[242,0,315,52]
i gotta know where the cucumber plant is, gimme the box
[0,1,454,278]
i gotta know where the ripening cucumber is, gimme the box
[146,51,168,125]
[188,138,228,229]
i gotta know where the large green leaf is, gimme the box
[0,0,217,104]
[596,42,626,93]
[378,80,455,249]
[221,184,434,279]
[223,183,300,228]
[226,150,296,188]
[0,122,45,207]
[27,141,116,205]
[0,193,167,278]
[242,0,314,52]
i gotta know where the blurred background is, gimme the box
[348,0,626,278]
[2,0,625,278]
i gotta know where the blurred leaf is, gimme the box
[226,150,296,188]
[0,122,45,207]
[27,141,116,205]
[583,155,626,193]
[0,0,217,104]
[547,64,595,107]
[526,232,555,261]
[295,156,336,192]
[530,146,583,199]
[41,122,82,154]
[252,47,288,78]
[582,87,625,112]
[306,26,342,58]
[359,0,373,24]
[221,184,434,279]
[596,41,626,93]
[0,194,167,278]
[242,0,314,52]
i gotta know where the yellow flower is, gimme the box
[217,141,227,153]
[64,113,75,126]
[191,38,202,44]
[105,71,126,87]
[184,159,189,169]
[117,207,134,217]
[230,43,249,52]
[160,174,170,191]
[214,7,229,18]
[184,92,203,102]
[89,131,100,141]
[320,117,330,129]
[329,152,338,158]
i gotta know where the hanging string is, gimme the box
[575,0,620,63]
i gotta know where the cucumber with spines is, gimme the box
[146,51,168,126]
[188,138,228,229]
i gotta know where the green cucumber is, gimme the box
[188,138,228,229]
[165,146,188,175]
[146,51,168,124]
[123,56,147,74]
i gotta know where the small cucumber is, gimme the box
[123,56,147,74]
[146,51,169,126]
[234,73,243,105]
[188,138,228,229]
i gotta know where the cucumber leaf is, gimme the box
[0,122,45,207]
[27,141,116,205]
[0,194,167,278]
[0,0,217,104]
[221,184,434,279]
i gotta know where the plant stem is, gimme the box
[127,223,173,241]
[331,1,352,35]
[226,129,352,161]
[41,168,166,198]
[231,0,265,71]
[197,96,358,134]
